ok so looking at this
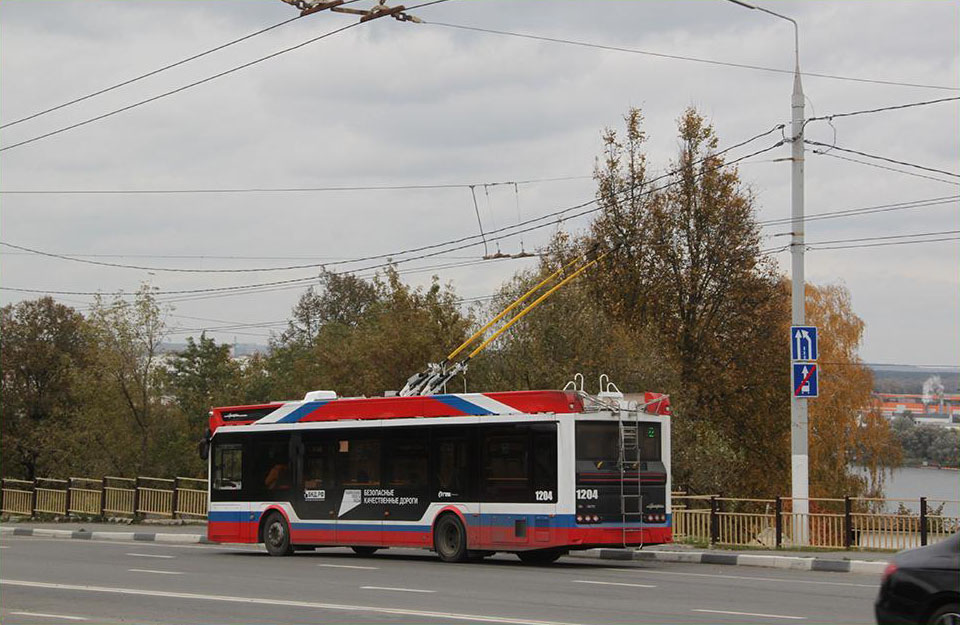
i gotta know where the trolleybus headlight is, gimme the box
[591,515,600,523]
[576,514,584,524]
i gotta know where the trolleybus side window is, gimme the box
[339,436,380,486]
[384,431,428,488]
[251,436,292,493]
[303,439,335,489]
[213,443,242,491]
[432,427,475,499]
[481,425,529,502]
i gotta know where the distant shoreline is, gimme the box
[898,463,960,472]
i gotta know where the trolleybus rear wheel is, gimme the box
[262,512,293,557]
[517,548,565,565]
[351,546,380,556]
[434,514,468,563]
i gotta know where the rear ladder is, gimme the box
[618,412,644,548]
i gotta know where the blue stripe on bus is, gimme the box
[432,395,493,416]
[275,401,329,424]
[209,510,259,523]
[292,522,431,533]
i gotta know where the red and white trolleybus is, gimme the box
[203,380,672,563]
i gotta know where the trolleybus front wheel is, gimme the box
[262,512,293,557]
[434,514,468,563]
[517,548,565,565]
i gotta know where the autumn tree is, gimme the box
[77,286,182,475]
[0,298,91,478]
[469,232,677,395]
[165,333,241,422]
[805,283,901,497]
[266,267,472,399]
[576,108,792,496]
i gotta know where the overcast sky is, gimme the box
[1,0,957,369]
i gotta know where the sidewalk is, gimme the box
[566,541,890,574]
[1,521,209,544]
[1,521,891,574]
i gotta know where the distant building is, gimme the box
[872,392,960,428]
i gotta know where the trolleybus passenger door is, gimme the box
[530,422,558,545]
[208,436,250,543]
[382,428,432,547]
[292,433,338,544]
[431,426,479,543]
[478,422,558,548]
[334,430,383,546]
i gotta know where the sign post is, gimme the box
[789,325,819,546]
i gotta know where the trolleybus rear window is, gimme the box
[576,422,661,461]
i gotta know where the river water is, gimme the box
[870,466,960,516]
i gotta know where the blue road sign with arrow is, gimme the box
[791,325,818,361]
[792,363,819,398]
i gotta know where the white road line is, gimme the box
[127,569,183,575]
[0,579,574,625]
[126,553,175,559]
[693,608,806,620]
[604,568,877,588]
[573,580,656,589]
[0,545,8,548]
[317,563,379,570]
[0,534,258,552]
[361,586,436,593]
[9,612,88,621]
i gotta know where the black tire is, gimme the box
[434,514,468,562]
[927,604,960,625]
[517,548,565,565]
[262,512,293,557]
[351,546,380,556]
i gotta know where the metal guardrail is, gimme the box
[672,494,960,550]
[2,475,208,520]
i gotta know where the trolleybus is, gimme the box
[202,382,671,563]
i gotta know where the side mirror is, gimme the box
[198,428,211,461]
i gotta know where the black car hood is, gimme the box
[894,532,960,570]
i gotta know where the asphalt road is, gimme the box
[0,534,879,624]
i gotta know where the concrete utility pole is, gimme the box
[727,0,808,544]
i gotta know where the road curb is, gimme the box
[1,526,889,574]
[0,526,210,544]
[568,547,888,574]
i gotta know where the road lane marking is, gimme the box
[361,586,436,593]
[126,553,175,559]
[318,563,378,570]
[10,612,87,621]
[127,569,182,575]
[573,580,656,588]
[604,568,876,588]
[0,579,577,625]
[693,609,806,620]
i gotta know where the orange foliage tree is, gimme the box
[806,283,901,498]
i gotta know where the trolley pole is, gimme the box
[727,0,808,544]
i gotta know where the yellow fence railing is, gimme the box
[2,476,209,520]
[672,494,960,550]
